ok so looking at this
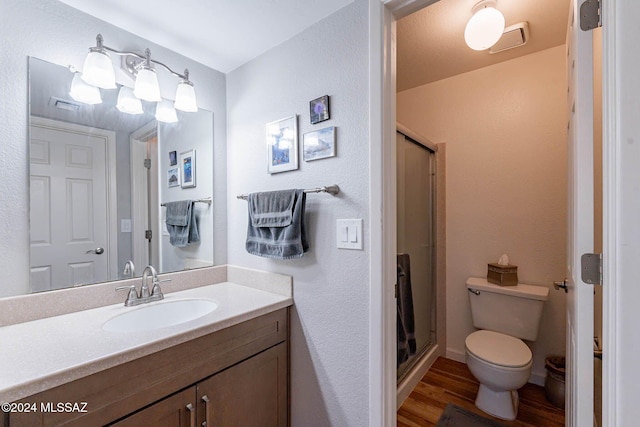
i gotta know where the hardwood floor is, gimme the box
[397,357,565,427]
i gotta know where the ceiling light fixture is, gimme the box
[80,34,198,113]
[464,0,506,51]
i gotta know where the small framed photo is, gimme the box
[266,115,298,174]
[167,167,180,187]
[303,126,336,161]
[310,95,330,124]
[180,149,196,188]
[169,150,177,166]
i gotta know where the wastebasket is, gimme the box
[545,355,565,408]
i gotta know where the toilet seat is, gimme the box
[465,330,532,368]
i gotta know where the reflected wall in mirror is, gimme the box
[29,57,214,293]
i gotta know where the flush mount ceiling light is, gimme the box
[464,0,506,51]
[80,34,198,113]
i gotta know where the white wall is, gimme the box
[0,0,227,297]
[226,1,370,425]
[397,46,568,383]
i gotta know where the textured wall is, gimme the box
[226,1,370,425]
[398,46,568,383]
[0,0,227,297]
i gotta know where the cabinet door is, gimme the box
[197,343,288,427]
[109,387,196,427]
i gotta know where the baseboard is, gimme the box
[529,369,546,386]
[446,347,465,363]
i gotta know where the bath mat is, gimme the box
[436,403,508,427]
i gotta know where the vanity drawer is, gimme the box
[9,308,288,427]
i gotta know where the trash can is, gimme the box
[545,356,565,408]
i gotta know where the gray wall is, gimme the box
[226,1,371,425]
[0,0,227,297]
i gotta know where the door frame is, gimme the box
[30,116,118,283]
[370,0,618,426]
[130,121,157,274]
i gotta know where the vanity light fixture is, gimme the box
[80,34,198,112]
[116,86,143,115]
[69,72,102,104]
[155,100,179,123]
[464,0,506,51]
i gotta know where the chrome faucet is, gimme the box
[115,265,170,306]
[122,260,136,279]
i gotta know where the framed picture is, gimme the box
[310,95,330,124]
[266,115,298,174]
[167,167,180,187]
[180,149,196,188]
[169,150,177,166]
[303,126,336,161]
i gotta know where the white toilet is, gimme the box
[465,276,549,420]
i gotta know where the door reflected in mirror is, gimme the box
[29,57,214,293]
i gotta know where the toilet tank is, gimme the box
[466,277,549,341]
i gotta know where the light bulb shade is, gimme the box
[174,81,198,112]
[155,100,178,123]
[134,67,162,102]
[69,72,102,105]
[81,49,116,89]
[116,86,143,114]
[464,3,505,51]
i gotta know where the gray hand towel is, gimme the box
[165,200,200,247]
[246,189,308,259]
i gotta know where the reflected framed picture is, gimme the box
[303,126,336,161]
[266,115,298,174]
[180,149,196,188]
[310,95,330,124]
[169,150,177,166]
[167,167,180,187]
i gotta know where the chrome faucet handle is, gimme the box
[151,279,171,300]
[115,285,139,306]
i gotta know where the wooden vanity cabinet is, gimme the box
[7,308,288,427]
[110,343,287,427]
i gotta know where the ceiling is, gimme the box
[56,0,354,73]
[397,0,570,91]
[55,0,568,92]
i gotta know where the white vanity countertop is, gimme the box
[0,282,292,403]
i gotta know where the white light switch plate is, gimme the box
[121,219,132,233]
[336,219,363,250]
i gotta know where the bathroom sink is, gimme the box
[102,299,218,332]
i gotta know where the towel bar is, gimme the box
[236,185,340,200]
[160,197,212,207]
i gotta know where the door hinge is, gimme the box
[144,158,151,169]
[145,229,152,241]
[580,0,602,31]
[581,253,602,285]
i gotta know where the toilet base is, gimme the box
[475,384,519,421]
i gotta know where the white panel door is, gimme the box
[566,0,594,425]
[30,121,109,291]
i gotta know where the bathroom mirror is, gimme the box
[28,57,215,293]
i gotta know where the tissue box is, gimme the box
[487,263,518,286]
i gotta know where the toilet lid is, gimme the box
[465,330,532,368]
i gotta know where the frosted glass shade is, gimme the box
[69,73,102,105]
[174,81,198,112]
[81,50,116,89]
[116,86,143,115]
[155,100,178,123]
[134,68,162,102]
[464,5,505,51]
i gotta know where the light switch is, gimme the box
[121,219,131,233]
[336,219,363,250]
